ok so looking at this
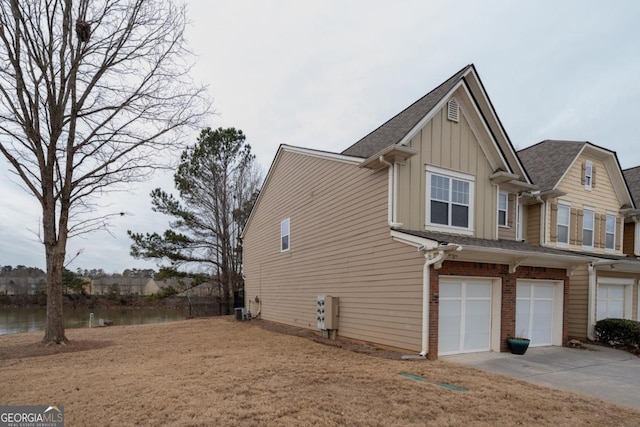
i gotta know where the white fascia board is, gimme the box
[396,81,465,148]
[396,79,514,177]
[551,145,585,193]
[460,244,591,266]
[390,230,439,250]
[281,144,363,165]
[464,67,531,183]
[241,144,361,238]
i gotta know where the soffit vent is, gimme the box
[447,98,459,123]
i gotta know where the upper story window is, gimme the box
[582,208,595,249]
[582,160,596,190]
[557,204,570,245]
[280,218,290,252]
[605,213,616,251]
[498,192,508,227]
[426,166,474,232]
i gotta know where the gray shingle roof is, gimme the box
[341,64,472,158]
[400,229,583,257]
[623,166,640,206]
[400,229,635,262]
[518,140,586,191]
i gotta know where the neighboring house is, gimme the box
[623,166,640,258]
[90,277,155,296]
[518,141,640,341]
[0,277,45,295]
[243,64,603,358]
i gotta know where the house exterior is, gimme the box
[242,64,620,358]
[519,141,640,341]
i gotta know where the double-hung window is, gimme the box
[426,167,474,232]
[280,218,290,252]
[582,208,595,249]
[605,213,616,251]
[498,192,508,227]
[557,204,570,245]
[584,160,593,189]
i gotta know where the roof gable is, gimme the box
[518,140,585,191]
[341,65,471,158]
[520,139,634,207]
[341,64,530,184]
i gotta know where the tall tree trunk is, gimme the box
[42,244,67,344]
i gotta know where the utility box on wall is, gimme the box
[316,295,339,331]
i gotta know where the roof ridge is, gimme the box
[341,64,472,157]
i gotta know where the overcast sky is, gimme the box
[1,0,639,274]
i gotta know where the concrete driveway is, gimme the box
[443,344,640,411]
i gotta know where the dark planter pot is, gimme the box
[507,338,530,355]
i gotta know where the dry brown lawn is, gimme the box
[0,317,638,426]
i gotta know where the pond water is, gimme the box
[0,307,189,335]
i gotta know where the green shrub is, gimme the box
[594,318,640,348]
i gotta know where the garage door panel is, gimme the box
[439,280,492,355]
[517,282,556,347]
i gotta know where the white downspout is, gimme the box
[634,217,640,257]
[379,156,394,225]
[419,250,446,356]
[587,262,597,341]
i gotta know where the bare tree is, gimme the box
[0,0,209,344]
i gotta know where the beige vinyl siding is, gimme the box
[243,149,425,352]
[546,155,624,254]
[567,265,589,340]
[526,204,541,245]
[396,100,497,239]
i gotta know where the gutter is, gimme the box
[405,243,461,358]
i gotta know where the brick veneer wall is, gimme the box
[428,260,569,359]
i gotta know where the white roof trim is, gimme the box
[281,144,362,165]
[241,144,361,238]
[395,74,514,176]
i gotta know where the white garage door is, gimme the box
[439,279,492,355]
[516,282,555,346]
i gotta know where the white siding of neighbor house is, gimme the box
[243,149,425,352]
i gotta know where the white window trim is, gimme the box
[425,165,475,235]
[605,212,616,252]
[585,160,593,190]
[582,207,595,250]
[280,218,290,252]
[556,202,571,246]
[597,278,633,320]
[515,198,523,241]
[498,192,508,228]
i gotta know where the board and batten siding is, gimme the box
[547,155,624,254]
[396,97,497,239]
[526,203,541,245]
[243,149,425,352]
